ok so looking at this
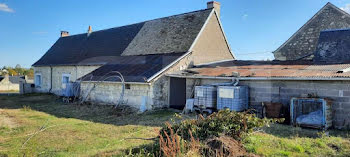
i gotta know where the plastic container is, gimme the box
[217,86,249,112]
[194,86,217,109]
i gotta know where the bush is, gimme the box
[161,109,280,141]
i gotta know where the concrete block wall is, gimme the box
[185,78,350,129]
[80,82,152,110]
[34,66,100,95]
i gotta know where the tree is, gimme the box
[15,64,21,69]
[8,69,17,76]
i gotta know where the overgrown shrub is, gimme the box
[126,109,281,157]
[161,109,280,141]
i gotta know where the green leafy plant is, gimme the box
[161,109,281,141]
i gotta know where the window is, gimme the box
[62,74,71,88]
[125,84,131,89]
[35,74,41,87]
[62,76,69,84]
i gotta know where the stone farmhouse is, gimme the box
[33,1,234,109]
[273,2,350,60]
[33,1,350,128]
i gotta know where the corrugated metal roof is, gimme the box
[178,60,350,79]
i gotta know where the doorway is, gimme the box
[169,77,186,109]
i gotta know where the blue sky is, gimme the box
[1,0,350,68]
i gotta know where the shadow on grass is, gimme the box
[261,124,350,139]
[0,94,177,127]
[95,142,160,157]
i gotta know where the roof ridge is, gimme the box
[273,2,350,54]
[64,8,213,38]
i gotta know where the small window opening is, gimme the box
[35,74,41,87]
[125,84,131,89]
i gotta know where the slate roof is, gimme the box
[80,53,185,82]
[314,28,350,64]
[33,8,212,66]
[171,60,350,79]
[0,76,25,84]
[33,22,145,66]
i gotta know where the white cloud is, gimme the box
[0,3,14,13]
[242,14,248,20]
[341,3,350,13]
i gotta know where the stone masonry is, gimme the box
[274,3,350,60]
[34,66,100,94]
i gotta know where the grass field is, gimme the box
[244,124,350,157]
[1,94,350,156]
[0,94,175,156]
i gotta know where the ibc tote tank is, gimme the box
[217,86,249,112]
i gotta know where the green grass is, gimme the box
[0,94,176,156]
[243,124,350,157]
[1,94,350,156]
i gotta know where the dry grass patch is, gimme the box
[0,94,177,156]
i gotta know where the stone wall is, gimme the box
[19,82,34,94]
[0,75,20,91]
[150,53,194,109]
[274,3,350,60]
[148,12,234,108]
[34,66,100,94]
[185,78,350,129]
[0,83,19,91]
[80,82,151,109]
[191,12,234,64]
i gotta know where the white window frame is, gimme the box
[35,73,42,88]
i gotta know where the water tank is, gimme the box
[217,86,249,111]
[194,86,217,109]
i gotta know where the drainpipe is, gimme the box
[75,66,78,80]
[49,66,53,93]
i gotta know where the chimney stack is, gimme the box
[87,25,92,36]
[60,31,69,37]
[207,1,221,17]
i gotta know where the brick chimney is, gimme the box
[60,31,69,37]
[207,1,221,17]
[87,25,92,36]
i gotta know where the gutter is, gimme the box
[146,51,192,82]
[49,66,53,93]
[166,74,350,81]
[81,80,151,85]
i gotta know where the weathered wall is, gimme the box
[80,52,193,109]
[0,82,19,91]
[146,12,234,109]
[80,82,152,110]
[185,78,350,129]
[34,66,100,94]
[150,53,194,109]
[33,66,51,93]
[274,3,350,60]
[191,13,233,65]
[19,82,34,94]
